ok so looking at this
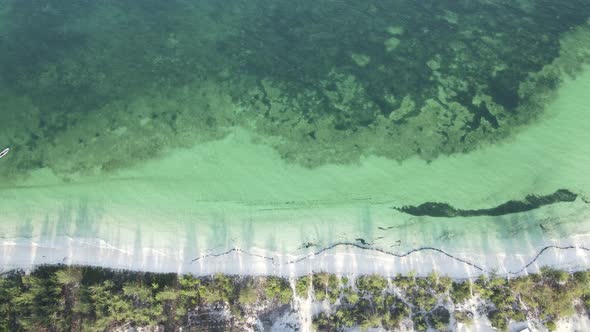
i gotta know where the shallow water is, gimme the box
[0,0,589,276]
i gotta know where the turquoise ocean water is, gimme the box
[1,0,590,276]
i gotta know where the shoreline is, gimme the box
[3,230,590,278]
[2,193,590,278]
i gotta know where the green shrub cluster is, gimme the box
[2,266,590,331]
[450,280,472,304]
[312,274,413,330]
[474,276,526,330]
[312,273,340,303]
[313,294,410,331]
[295,276,310,297]
[472,268,590,331]
[426,307,451,331]
[263,276,292,305]
[0,266,288,331]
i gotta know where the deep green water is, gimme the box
[0,0,590,276]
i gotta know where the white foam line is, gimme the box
[1,234,589,278]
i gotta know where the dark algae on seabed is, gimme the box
[0,1,589,178]
[395,189,579,217]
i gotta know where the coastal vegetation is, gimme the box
[1,265,589,331]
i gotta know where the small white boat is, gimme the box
[0,147,9,159]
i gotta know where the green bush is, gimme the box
[200,274,234,304]
[454,310,472,325]
[296,277,310,297]
[394,273,416,289]
[315,289,326,301]
[0,275,22,330]
[451,281,472,304]
[427,307,450,331]
[357,275,387,297]
[383,300,411,330]
[488,310,509,331]
[334,308,357,328]
[412,287,437,311]
[346,292,360,305]
[238,286,257,306]
[412,314,428,332]
[510,270,581,328]
[264,277,292,304]
[3,266,590,331]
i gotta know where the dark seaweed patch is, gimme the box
[394,189,579,218]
